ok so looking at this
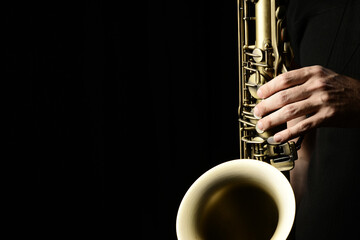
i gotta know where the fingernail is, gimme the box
[274,134,283,143]
[257,88,263,99]
[267,136,282,145]
[256,121,264,133]
[253,106,261,119]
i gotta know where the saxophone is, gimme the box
[238,0,298,171]
[176,1,299,239]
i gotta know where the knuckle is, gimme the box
[311,65,325,75]
[282,128,294,141]
[286,129,295,140]
[325,106,336,118]
[317,78,328,89]
[265,116,273,128]
[278,91,289,103]
[279,74,291,87]
[282,104,297,117]
[298,121,312,133]
[255,103,264,117]
[319,92,330,104]
[259,85,269,96]
[304,66,313,76]
[311,77,329,92]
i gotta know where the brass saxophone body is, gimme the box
[176,1,299,239]
[238,0,298,171]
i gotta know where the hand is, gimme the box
[253,65,360,143]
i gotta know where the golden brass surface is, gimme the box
[197,184,278,240]
[238,0,297,169]
[176,160,296,240]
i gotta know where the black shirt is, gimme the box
[286,0,360,239]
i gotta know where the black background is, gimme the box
[147,1,239,239]
[7,1,239,238]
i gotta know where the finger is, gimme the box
[273,114,319,143]
[254,84,310,118]
[257,66,314,99]
[257,98,319,132]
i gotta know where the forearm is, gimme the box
[288,117,316,205]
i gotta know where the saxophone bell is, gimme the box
[176,160,295,240]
